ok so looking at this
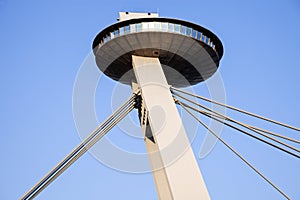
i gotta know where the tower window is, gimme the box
[192,30,197,38]
[181,25,186,35]
[197,32,202,40]
[168,23,174,32]
[125,25,130,33]
[161,22,168,31]
[186,27,192,36]
[136,23,142,32]
[174,24,180,33]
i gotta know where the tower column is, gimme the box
[132,55,210,200]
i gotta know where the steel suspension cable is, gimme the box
[191,106,300,144]
[171,87,300,132]
[249,126,300,144]
[177,100,290,199]
[177,100,300,144]
[175,100,300,159]
[21,94,137,200]
[173,92,300,154]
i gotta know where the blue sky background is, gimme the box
[1,0,300,199]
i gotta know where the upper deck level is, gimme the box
[92,12,223,87]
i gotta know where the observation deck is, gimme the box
[92,15,223,87]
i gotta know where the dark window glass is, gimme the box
[125,25,130,33]
[192,30,197,38]
[181,25,186,35]
[201,34,205,42]
[197,32,202,40]
[206,37,209,44]
[115,29,119,36]
[186,27,192,36]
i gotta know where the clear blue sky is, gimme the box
[1,0,300,199]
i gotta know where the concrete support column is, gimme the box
[132,55,210,200]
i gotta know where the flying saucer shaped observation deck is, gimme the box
[92,17,223,87]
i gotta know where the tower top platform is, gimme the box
[92,13,223,87]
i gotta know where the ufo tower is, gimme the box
[21,12,224,200]
[92,12,223,87]
[92,12,223,199]
[22,11,300,200]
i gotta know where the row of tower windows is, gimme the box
[99,22,216,51]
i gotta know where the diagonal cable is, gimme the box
[198,108,300,145]
[175,99,300,159]
[171,86,300,132]
[21,94,137,200]
[181,100,300,145]
[248,125,300,144]
[172,91,300,154]
[177,100,291,200]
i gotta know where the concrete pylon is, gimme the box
[132,55,210,200]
